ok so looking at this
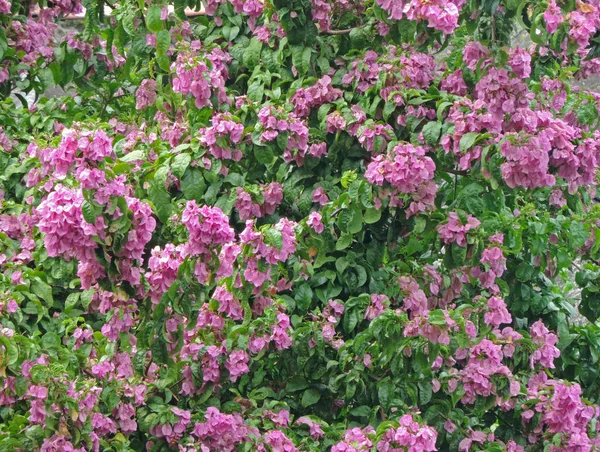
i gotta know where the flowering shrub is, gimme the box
[2,0,600,451]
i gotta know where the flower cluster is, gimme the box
[199,113,245,161]
[235,182,283,220]
[437,212,480,247]
[331,426,375,452]
[376,0,466,33]
[257,106,311,166]
[3,1,600,451]
[291,75,342,117]
[36,185,98,261]
[376,414,438,451]
[365,142,437,216]
[529,320,561,369]
[172,46,231,109]
[182,201,235,257]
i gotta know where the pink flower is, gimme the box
[438,212,480,247]
[444,419,457,433]
[332,426,375,452]
[326,112,347,133]
[312,187,329,206]
[36,185,99,261]
[479,247,507,292]
[376,414,438,451]
[0,0,10,14]
[309,142,327,158]
[192,407,252,449]
[365,143,436,194]
[549,189,567,208]
[508,47,531,79]
[6,299,18,313]
[264,430,297,452]
[441,69,467,95]
[544,0,563,34]
[212,286,244,321]
[172,47,231,109]
[262,182,283,216]
[296,416,325,439]
[307,211,324,233]
[225,350,250,381]
[235,188,262,220]
[291,75,342,118]
[529,320,560,369]
[484,296,512,328]
[365,294,388,320]
[136,79,157,110]
[463,41,490,71]
[489,233,504,244]
[182,201,235,256]
[200,113,244,161]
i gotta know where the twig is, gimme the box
[440,167,468,176]
[323,29,354,35]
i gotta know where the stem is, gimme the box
[453,166,458,199]
[99,92,112,118]
[323,29,354,35]
[440,167,468,176]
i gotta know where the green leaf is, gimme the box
[350,406,372,417]
[364,208,381,224]
[286,376,309,392]
[459,132,480,152]
[81,289,94,310]
[569,221,588,249]
[336,234,353,251]
[301,388,321,407]
[157,55,171,72]
[515,262,535,282]
[244,38,262,69]
[154,165,170,186]
[291,46,311,75]
[223,25,241,41]
[151,336,169,364]
[295,284,313,313]
[38,68,55,90]
[171,153,191,179]
[82,201,99,225]
[0,336,18,366]
[347,208,363,234]
[418,381,433,405]
[247,81,264,102]
[254,144,274,164]
[65,293,80,314]
[181,168,207,202]
[451,243,467,266]
[265,228,283,249]
[0,27,7,61]
[146,6,163,33]
[148,182,172,223]
[343,309,359,333]
[120,150,145,162]
[223,172,245,186]
[31,279,53,306]
[422,122,442,146]
[378,379,394,409]
[156,30,171,57]
[414,217,426,234]
[383,101,396,120]
[133,348,147,375]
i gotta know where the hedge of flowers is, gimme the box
[1,0,600,450]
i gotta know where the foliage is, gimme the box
[1,0,600,451]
